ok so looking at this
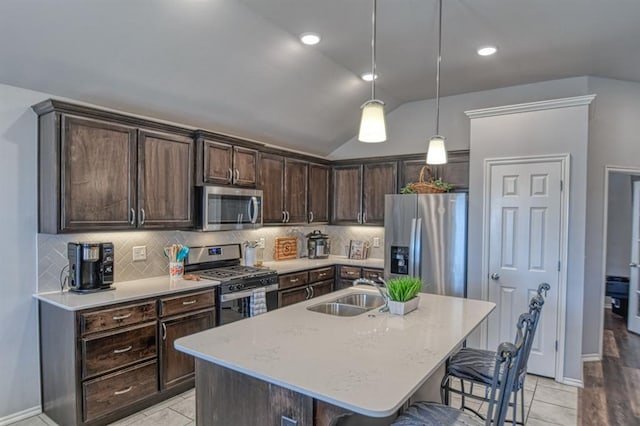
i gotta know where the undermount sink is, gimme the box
[307,292,386,317]
[333,293,385,309]
[306,302,368,317]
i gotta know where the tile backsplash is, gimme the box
[38,225,384,292]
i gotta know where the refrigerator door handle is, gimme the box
[409,218,417,276]
[414,217,422,278]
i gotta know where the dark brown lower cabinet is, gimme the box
[278,286,310,307]
[310,280,334,298]
[160,309,215,389]
[278,267,335,308]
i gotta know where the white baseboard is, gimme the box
[0,406,41,426]
[560,377,584,388]
[582,353,602,362]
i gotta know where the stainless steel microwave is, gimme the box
[199,186,262,231]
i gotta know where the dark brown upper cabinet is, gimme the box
[197,137,257,187]
[400,150,469,192]
[34,100,195,233]
[332,162,397,225]
[259,153,308,225]
[307,163,330,224]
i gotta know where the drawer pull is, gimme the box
[113,386,133,396]
[112,313,132,321]
[290,278,299,283]
[347,271,356,275]
[318,273,326,277]
[113,345,132,354]
[182,300,197,305]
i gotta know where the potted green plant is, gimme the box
[386,277,422,315]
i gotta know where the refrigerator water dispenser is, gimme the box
[390,246,410,275]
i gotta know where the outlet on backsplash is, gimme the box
[132,246,147,261]
[373,237,380,248]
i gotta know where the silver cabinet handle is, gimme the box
[357,212,362,224]
[182,300,197,305]
[162,323,167,341]
[114,386,133,396]
[309,211,314,223]
[112,313,132,321]
[113,345,132,354]
[139,208,145,225]
[282,211,286,223]
[309,285,315,298]
[129,208,135,225]
[631,263,638,268]
[318,273,326,277]
[290,278,299,283]
[235,169,240,182]
[363,211,367,223]
[284,211,289,223]
[305,287,311,299]
[227,168,233,182]
[490,272,500,281]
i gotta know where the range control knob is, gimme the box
[228,285,236,292]
[237,283,244,290]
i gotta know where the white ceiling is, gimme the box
[2,0,640,156]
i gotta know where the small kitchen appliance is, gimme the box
[67,242,114,293]
[185,244,278,325]
[306,230,331,259]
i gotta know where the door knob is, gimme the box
[631,263,639,268]
[490,273,500,281]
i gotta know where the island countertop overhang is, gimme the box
[175,286,495,418]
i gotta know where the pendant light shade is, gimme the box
[358,0,386,143]
[426,135,447,164]
[426,0,447,164]
[359,100,387,143]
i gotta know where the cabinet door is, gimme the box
[332,165,362,224]
[278,286,309,308]
[400,158,429,190]
[233,146,258,187]
[310,280,334,299]
[61,115,137,231]
[138,130,194,228]
[284,159,308,224]
[160,309,214,390]
[203,140,233,185]
[259,153,285,224]
[433,150,470,192]
[362,162,397,225]
[308,164,330,224]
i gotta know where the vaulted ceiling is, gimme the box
[2,0,640,156]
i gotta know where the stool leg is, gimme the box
[520,387,525,424]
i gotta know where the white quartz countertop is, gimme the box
[263,255,384,274]
[34,276,220,311]
[175,286,495,417]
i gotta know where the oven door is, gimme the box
[201,186,262,231]
[217,284,278,326]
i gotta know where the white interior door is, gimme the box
[486,159,562,377]
[628,181,640,334]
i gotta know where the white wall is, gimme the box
[582,77,640,357]
[0,84,43,420]
[467,104,589,383]
[329,77,589,159]
[606,173,633,278]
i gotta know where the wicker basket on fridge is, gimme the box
[405,166,449,194]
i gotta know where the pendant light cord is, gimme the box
[435,0,442,135]
[371,0,377,100]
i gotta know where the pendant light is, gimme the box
[426,0,448,164]
[358,0,387,143]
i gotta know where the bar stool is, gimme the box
[440,283,550,425]
[391,313,532,426]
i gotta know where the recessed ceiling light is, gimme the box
[477,46,498,56]
[300,32,321,45]
[361,72,378,82]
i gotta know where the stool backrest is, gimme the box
[516,283,551,377]
[485,313,531,426]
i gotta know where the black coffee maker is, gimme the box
[68,242,115,293]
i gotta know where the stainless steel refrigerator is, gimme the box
[384,193,467,297]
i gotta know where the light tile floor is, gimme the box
[11,376,578,425]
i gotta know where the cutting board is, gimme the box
[274,237,298,260]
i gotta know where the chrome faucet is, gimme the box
[353,277,389,312]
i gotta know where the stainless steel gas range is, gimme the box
[185,244,278,326]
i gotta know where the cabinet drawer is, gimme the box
[81,301,156,335]
[309,267,334,283]
[83,359,158,422]
[159,289,215,317]
[340,266,361,279]
[279,271,309,290]
[362,268,384,281]
[82,322,157,379]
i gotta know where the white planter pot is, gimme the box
[387,297,419,316]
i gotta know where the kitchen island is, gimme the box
[175,286,495,425]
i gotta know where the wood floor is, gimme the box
[578,309,640,426]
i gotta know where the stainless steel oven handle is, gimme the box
[249,196,258,224]
[219,284,279,302]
